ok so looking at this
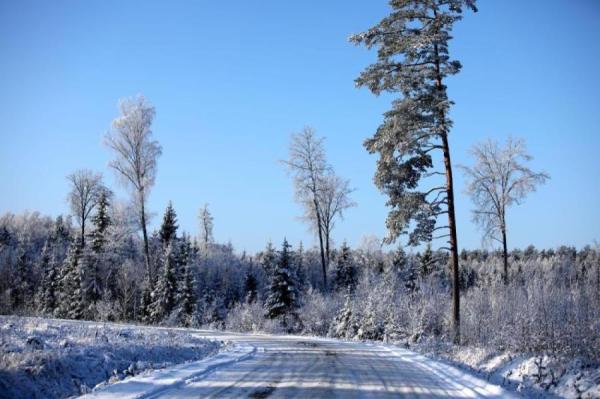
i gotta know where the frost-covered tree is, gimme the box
[460,137,549,284]
[38,242,58,315]
[282,127,330,289]
[198,203,214,252]
[305,174,356,271]
[330,291,356,339]
[350,0,477,342]
[265,239,300,322]
[57,243,83,319]
[89,189,112,254]
[105,95,162,283]
[159,201,178,245]
[67,169,103,248]
[179,261,196,326]
[260,241,277,276]
[419,243,435,278]
[13,241,33,310]
[334,242,357,292]
[150,243,177,322]
[243,271,258,303]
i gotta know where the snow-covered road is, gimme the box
[83,332,518,398]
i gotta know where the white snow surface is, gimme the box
[82,331,518,398]
[0,316,220,399]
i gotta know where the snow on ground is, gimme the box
[403,338,600,399]
[0,316,220,399]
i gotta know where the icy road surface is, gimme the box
[83,332,518,399]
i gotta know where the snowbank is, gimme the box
[402,338,600,398]
[0,316,220,399]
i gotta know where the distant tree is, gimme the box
[13,241,33,310]
[159,201,178,245]
[260,241,277,276]
[350,0,477,343]
[89,189,112,254]
[198,204,213,253]
[460,137,549,284]
[243,271,258,303]
[265,239,300,322]
[150,243,177,322]
[38,242,58,315]
[57,243,83,319]
[105,95,162,283]
[282,127,330,289]
[418,244,435,278]
[179,261,196,326]
[390,245,407,276]
[334,242,357,292]
[67,169,103,248]
[305,174,356,271]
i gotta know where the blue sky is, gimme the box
[0,0,598,253]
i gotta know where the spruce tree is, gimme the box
[38,242,58,315]
[159,201,178,245]
[350,0,477,342]
[261,241,277,276]
[264,239,299,320]
[179,257,197,326]
[13,241,33,310]
[90,190,111,253]
[57,243,84,319]
[150,243,177,322]
[334,242,357,292]
[243,271,258,303]
[419,244,435,278]
[330,290,356,339]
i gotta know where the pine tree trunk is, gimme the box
[441,133,461,344]
[433,32,460,344]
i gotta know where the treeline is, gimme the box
[1,209,598,359]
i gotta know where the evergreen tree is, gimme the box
[89,190,111,253]
[150,243,177,322]
[159,201,178,245]
[390,246,407,275]
[261,241,277,276]
[179,261,196,326]
[243,271,258,303]
[350,0,477,342]
[330,290,356,339]
[418,244,435,278]
[80,247,101,315]
[334,242,357,292]
[12,241,33,309]
[264,239,299,320]
[38,242,58,315]
[57,243,84,319]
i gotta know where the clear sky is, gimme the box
[1,0,599,253]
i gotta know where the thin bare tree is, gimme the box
[303,174,356,269]
[67,169,103,248]
[105,95,162,283]
[198,203,214,253]
[460,137,549,284]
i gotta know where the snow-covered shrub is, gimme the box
[299,288,341,337]
[224,300,266,333]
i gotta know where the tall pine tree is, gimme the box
[334,242,357,292]
[350,0,477,342]
[150,243,177,322]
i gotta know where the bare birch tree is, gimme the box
[282,126,330,289]
[303,174,356,269]
[105,95,162,283]
[67,169,103,248]
[460,137,549,284]
[198,203,214,253]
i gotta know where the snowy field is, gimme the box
[0,316,220,399]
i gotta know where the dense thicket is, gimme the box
[0,210,598,360]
